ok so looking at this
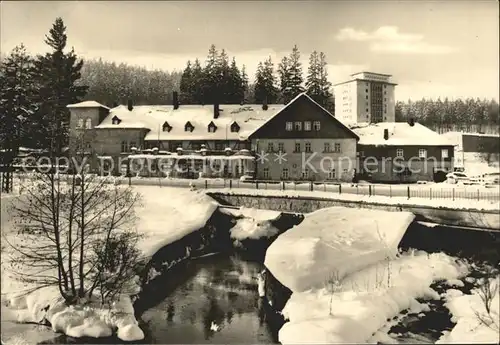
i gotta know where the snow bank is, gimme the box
[3,286,144,341]
[221,207,282,240]
[278,251,468,344]
[437,277,499,344]
[133,186,219,257]
[264,207,415,292]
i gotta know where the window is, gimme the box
[77,118,84,128]
[130,141,137,150]
[230,122,240,132]
[285,122,293,131]
[384,85,387,88]
[305,142,311,153]
[121,141,128,153]
[313,121,321,131]
[85,118,92,129]
[294,142,301,152]
[328,169,336,180]
[184,121,194,132]
[366,95,369,100]
[267,142,274,152]
[163,121,172,132]
[324,142,330,152]
[442,149,449,158]
[304,121,312,131]
[282,168,289,179]
[343,169,348,175]
[419,149,427,159]
[208,121,217,133]
[396,149,404,158]
[294,121,302,131]
[302,168,309,179]
[112,116,121,125]
[263,168,269,179]
[334,143,341,153]
[366,108,369,112]
[215,142,224,151]
[365,89,368,93]
[278,142,285,153]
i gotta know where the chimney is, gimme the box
[112,102,119,108]
[408,117,415,127]
[173,91,179,110]
[213,103,220,119]
[262,96,268,111]
[383,128,389,140]
[127,99,133,111]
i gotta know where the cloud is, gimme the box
[335,26,456,55]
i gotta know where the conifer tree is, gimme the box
[278,56,292,103]
[0,44,38,191]
[180,60,193,104]
[227,57,244,104]
[32,17,88,152]
[287,45,304,101]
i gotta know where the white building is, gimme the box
[334,72,397,124]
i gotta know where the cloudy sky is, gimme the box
[1,1,498,101]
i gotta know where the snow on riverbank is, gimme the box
[133,185,219,257]
[220,207,282,240]
[437,278,499,344]
[211,188,500,211]
[278,250,468,344]
[264,207,415,292]
[1,185,219,342]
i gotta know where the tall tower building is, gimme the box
[334,72,397,124]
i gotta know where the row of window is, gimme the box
[285,121,321,132]
[267,142,342,153]
[395,148,449,159]
[77,118,92,129]
[262,167,348,179]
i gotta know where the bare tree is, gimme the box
[3,149,142,305]
[324,270,342,316]
[474,272,499,332]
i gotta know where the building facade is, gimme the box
[353,122,455,182]
[248,94,359,181]
[334,72,397,124]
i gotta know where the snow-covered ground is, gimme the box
[264,207,415,292]
[220,207,282,241]
[211,187,500,211]
[1,185,220,342]
[133,186,219,257]
[278,251,469,344]
[264,206,499,344]
[437,278,499,344]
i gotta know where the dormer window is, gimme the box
[184,121,194,132]
[162,121,172,132]
[112,116,122,125]
[208,121,217,133]
[230,121,240,133]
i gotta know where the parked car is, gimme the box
[446,172,470,184]
[480,172,500,187]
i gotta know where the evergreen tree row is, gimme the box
[395,98,500,134]
[79,59,182,106]
[0,18,87,152]
[179,45,249,104]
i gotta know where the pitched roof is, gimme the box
[67,101,110,109]
[95,104,285,141]
[246,92,359,140]
[351,122,453,146]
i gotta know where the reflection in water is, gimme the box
[140,253,279,344]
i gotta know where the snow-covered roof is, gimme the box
[95,104,285,141]
[351,122,453,146]
[67,101,110,109]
